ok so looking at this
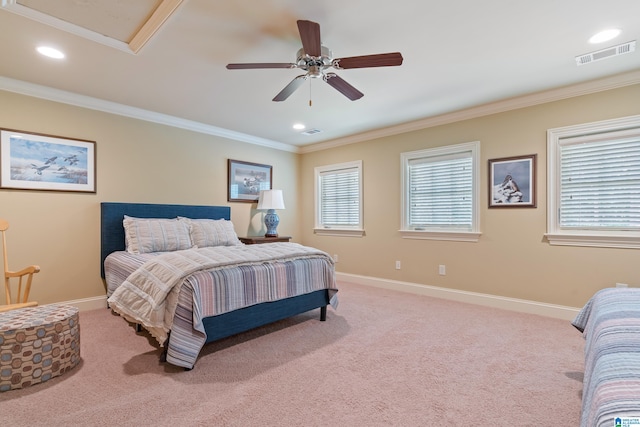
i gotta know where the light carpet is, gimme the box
[0,281,585,426]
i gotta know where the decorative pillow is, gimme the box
[123,216,193,254]
[178,217,242,248]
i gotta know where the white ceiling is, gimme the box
[0,0,639,153]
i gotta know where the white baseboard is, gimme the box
[58,275,581,320]
[336,272,580,321]
[59,295,108,312]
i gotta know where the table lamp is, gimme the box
[257,189,285,237]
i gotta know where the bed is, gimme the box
[100,202,338,369]
[572,287,640,427]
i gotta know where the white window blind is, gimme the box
[559,135,640,230]
[314,161,363,236]
[320,167,359,226]
[408,153,472,229]
[546,114,640,248]
[401,141,480,242]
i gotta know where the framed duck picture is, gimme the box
[227,159,272,203]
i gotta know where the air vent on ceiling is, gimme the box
[575,40,636,66]
[301,128,322,135]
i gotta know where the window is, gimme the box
[314,160,364,237]
[400,141,481,242]
[547,115,640,249]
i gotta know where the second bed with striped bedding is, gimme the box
[572,287,640,427]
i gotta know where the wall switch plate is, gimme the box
[395,261,401,270]
[439,265,446,275]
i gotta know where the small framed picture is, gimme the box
[0,128,96,193]
[227,159,272,203]
[488,154,536,208]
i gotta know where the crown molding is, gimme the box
[300,69,640,153]
[0,76,298,153]
[1,69,638,156]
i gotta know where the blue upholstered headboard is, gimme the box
[100,202,231,278]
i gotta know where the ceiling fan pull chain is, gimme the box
[309,79,313,107]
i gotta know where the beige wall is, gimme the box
[0,90,299,305]
[2,84,638,310]
[300,84,640,308]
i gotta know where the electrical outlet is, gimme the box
[333,254,339,263]
[395,260,401,270]
[439,265,446,275]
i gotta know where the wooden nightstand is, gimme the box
[239,236,292,245]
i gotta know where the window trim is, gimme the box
[314,160,364,237]
[546,114,640,249]
[400,141,481,242]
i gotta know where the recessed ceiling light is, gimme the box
[36,46,65,59]
[589,29,621,44]
[292,123,306,130]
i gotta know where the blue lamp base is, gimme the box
[264,209,280,237]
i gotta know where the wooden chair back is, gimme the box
[0,218,41,313]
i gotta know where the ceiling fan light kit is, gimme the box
[226,20,403,102]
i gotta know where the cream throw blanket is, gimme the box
[107,243,334,345]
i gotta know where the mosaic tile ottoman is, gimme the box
[0,304,80,391]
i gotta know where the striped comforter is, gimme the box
[572,288,640,427]
[105,251,159,297]
[105,243,338,368]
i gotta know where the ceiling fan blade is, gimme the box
[297,20,322,57]
[227,63,295,70]
[273,75,307,101]
[333,52,403,69]
[324,73,364,101]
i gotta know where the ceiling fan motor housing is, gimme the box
[296,46,333,78]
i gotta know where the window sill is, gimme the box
[545,233,640,249]
[399,230,481,242]
[314,228,365,237]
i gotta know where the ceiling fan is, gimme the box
[226,20,403,102]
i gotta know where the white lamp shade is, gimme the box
[257,189,285,210]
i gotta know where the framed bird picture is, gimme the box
[227,159,272,203]
[488,154,536,208]
[0,128,96,193]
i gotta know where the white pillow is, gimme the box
[178,217,242,248]
[123,216,193,254]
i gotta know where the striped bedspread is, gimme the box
[572,288,640,427]
[104,251,159,297]
[167,256,337,368]
[106,243,338,367]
